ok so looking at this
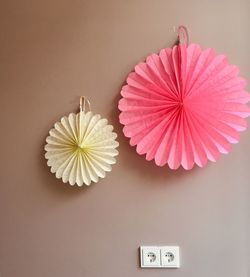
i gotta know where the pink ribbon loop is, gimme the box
[178,25,189,45]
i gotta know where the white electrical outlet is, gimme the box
[140,246,161,267]
[140,246,180,268]
[160,246,180,268]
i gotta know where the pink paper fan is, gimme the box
[118,26,250,170]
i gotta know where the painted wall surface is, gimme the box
[0,0,249,276]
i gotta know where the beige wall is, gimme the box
[0,0,249,276]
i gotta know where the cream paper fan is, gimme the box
[45,97,119,186]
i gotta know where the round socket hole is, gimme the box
[165,252,174,262]
[147,252,156,262]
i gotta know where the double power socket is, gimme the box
[140,246,180,268]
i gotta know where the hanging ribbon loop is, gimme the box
[80,96,91,112]
[177,25,189,45]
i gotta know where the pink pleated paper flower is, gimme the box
[118,26,250,170]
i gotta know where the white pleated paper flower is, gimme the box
[45,109,119,186]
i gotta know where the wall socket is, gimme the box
[140,246,180,268]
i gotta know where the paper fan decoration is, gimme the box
[118,26,250,170]
[45,96,119,186]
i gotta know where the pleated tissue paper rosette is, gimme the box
[45,97,119,186]
[118,26,250,170]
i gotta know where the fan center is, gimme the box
[75,144,88,154]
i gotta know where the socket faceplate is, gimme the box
[140,246,180,268]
